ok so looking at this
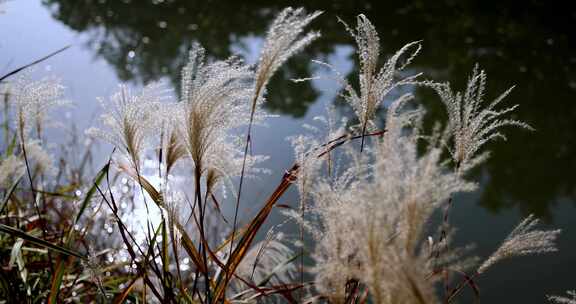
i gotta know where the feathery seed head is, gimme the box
[0,155,24,186]
[7,74,67,137]
[178,43,268,188]
[548,291,576,304]
[86,82,166,171]
[477,214,560,274]
[24,140,57,176]
[428,65,533,170]
[338,14,422,131]
[310,97,473,303]
[235,237,296,287]
[288,108,346,206]
[253,7,322,105]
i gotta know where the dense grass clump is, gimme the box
[0,7,565,304]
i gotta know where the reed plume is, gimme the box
[317,14,422,151]
[233,7,322,257]
[548,290,576,304]
[177,42,267,190]
[0,155,23,186]
[252,7,322,110]
[86,82,166,171]
[426,65,534,171]
[309,96,474,304]
[9,74,66,139]
[477,214,560,274]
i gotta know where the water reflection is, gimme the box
[40,0,576,220]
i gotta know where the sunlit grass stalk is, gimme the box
[230,8,322,268]
[3,91,9,149]
[194,165,212,303]
[17,110,54,273]
[96,156,167,301]
[213,129,385,302]
[96,180,165,302]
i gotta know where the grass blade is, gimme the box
[46,164,109,303]
[47,256,70,304]
[113,275,141,304]
[73,163,109,227]
[0,224,85,259]
[118,163,163,206]
[177,221,207,275]
[212,165,298,302]
[0,173,23,214]
[0,46,70,82]
[257,253,301,287]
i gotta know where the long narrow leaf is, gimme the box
[257,253,301,287]
[113,275,141,304]
[73,163,109,227]
[52,162,110,303]
[0,46,70,82]
[0,173,23,214]
[117,163,163,206]
[177,222,207,275]
[0,224,85,259]
[47,256,70,304]
[212,165,298,302]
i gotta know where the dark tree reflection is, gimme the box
[42,0,576,220]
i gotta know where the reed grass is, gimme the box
[0,7,563,304]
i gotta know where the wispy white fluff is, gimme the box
[0,155,24,186]
[313,15,421,133]
[309,96,474,303]
[86,82,167,171]
[477,214,560,274]
[235,236,296,286]
[8,74,67,137]
[252,7,322,106]
[426,65,533,170]
[231,235,297,303]
[176,43,269,191]
[548,290,576,304]
[24,140,56,176]
[288,106,347,208]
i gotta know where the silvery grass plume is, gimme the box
[548,290,576,304]
[176,43,269,193]
[86,82,167,172]
[251,7,322,110]
[426,65,533,171]
[0,155,24,186]
[232,5,321,264]
[160,121,186,178]
[8,74,67,139]
[309,96,475,304]
[24,139,56,176]
[340,15,421,132]
[286,109,348,301]
[3,75,65,185]
[307,14,421,149]
[231,235,297,302]
[477,214,560,274]
[285,113,348,224]
[287,106,348,209]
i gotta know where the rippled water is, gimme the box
[1,1,575,302]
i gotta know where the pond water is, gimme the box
[1,0,575,303]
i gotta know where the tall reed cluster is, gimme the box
[0,7,566,304]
